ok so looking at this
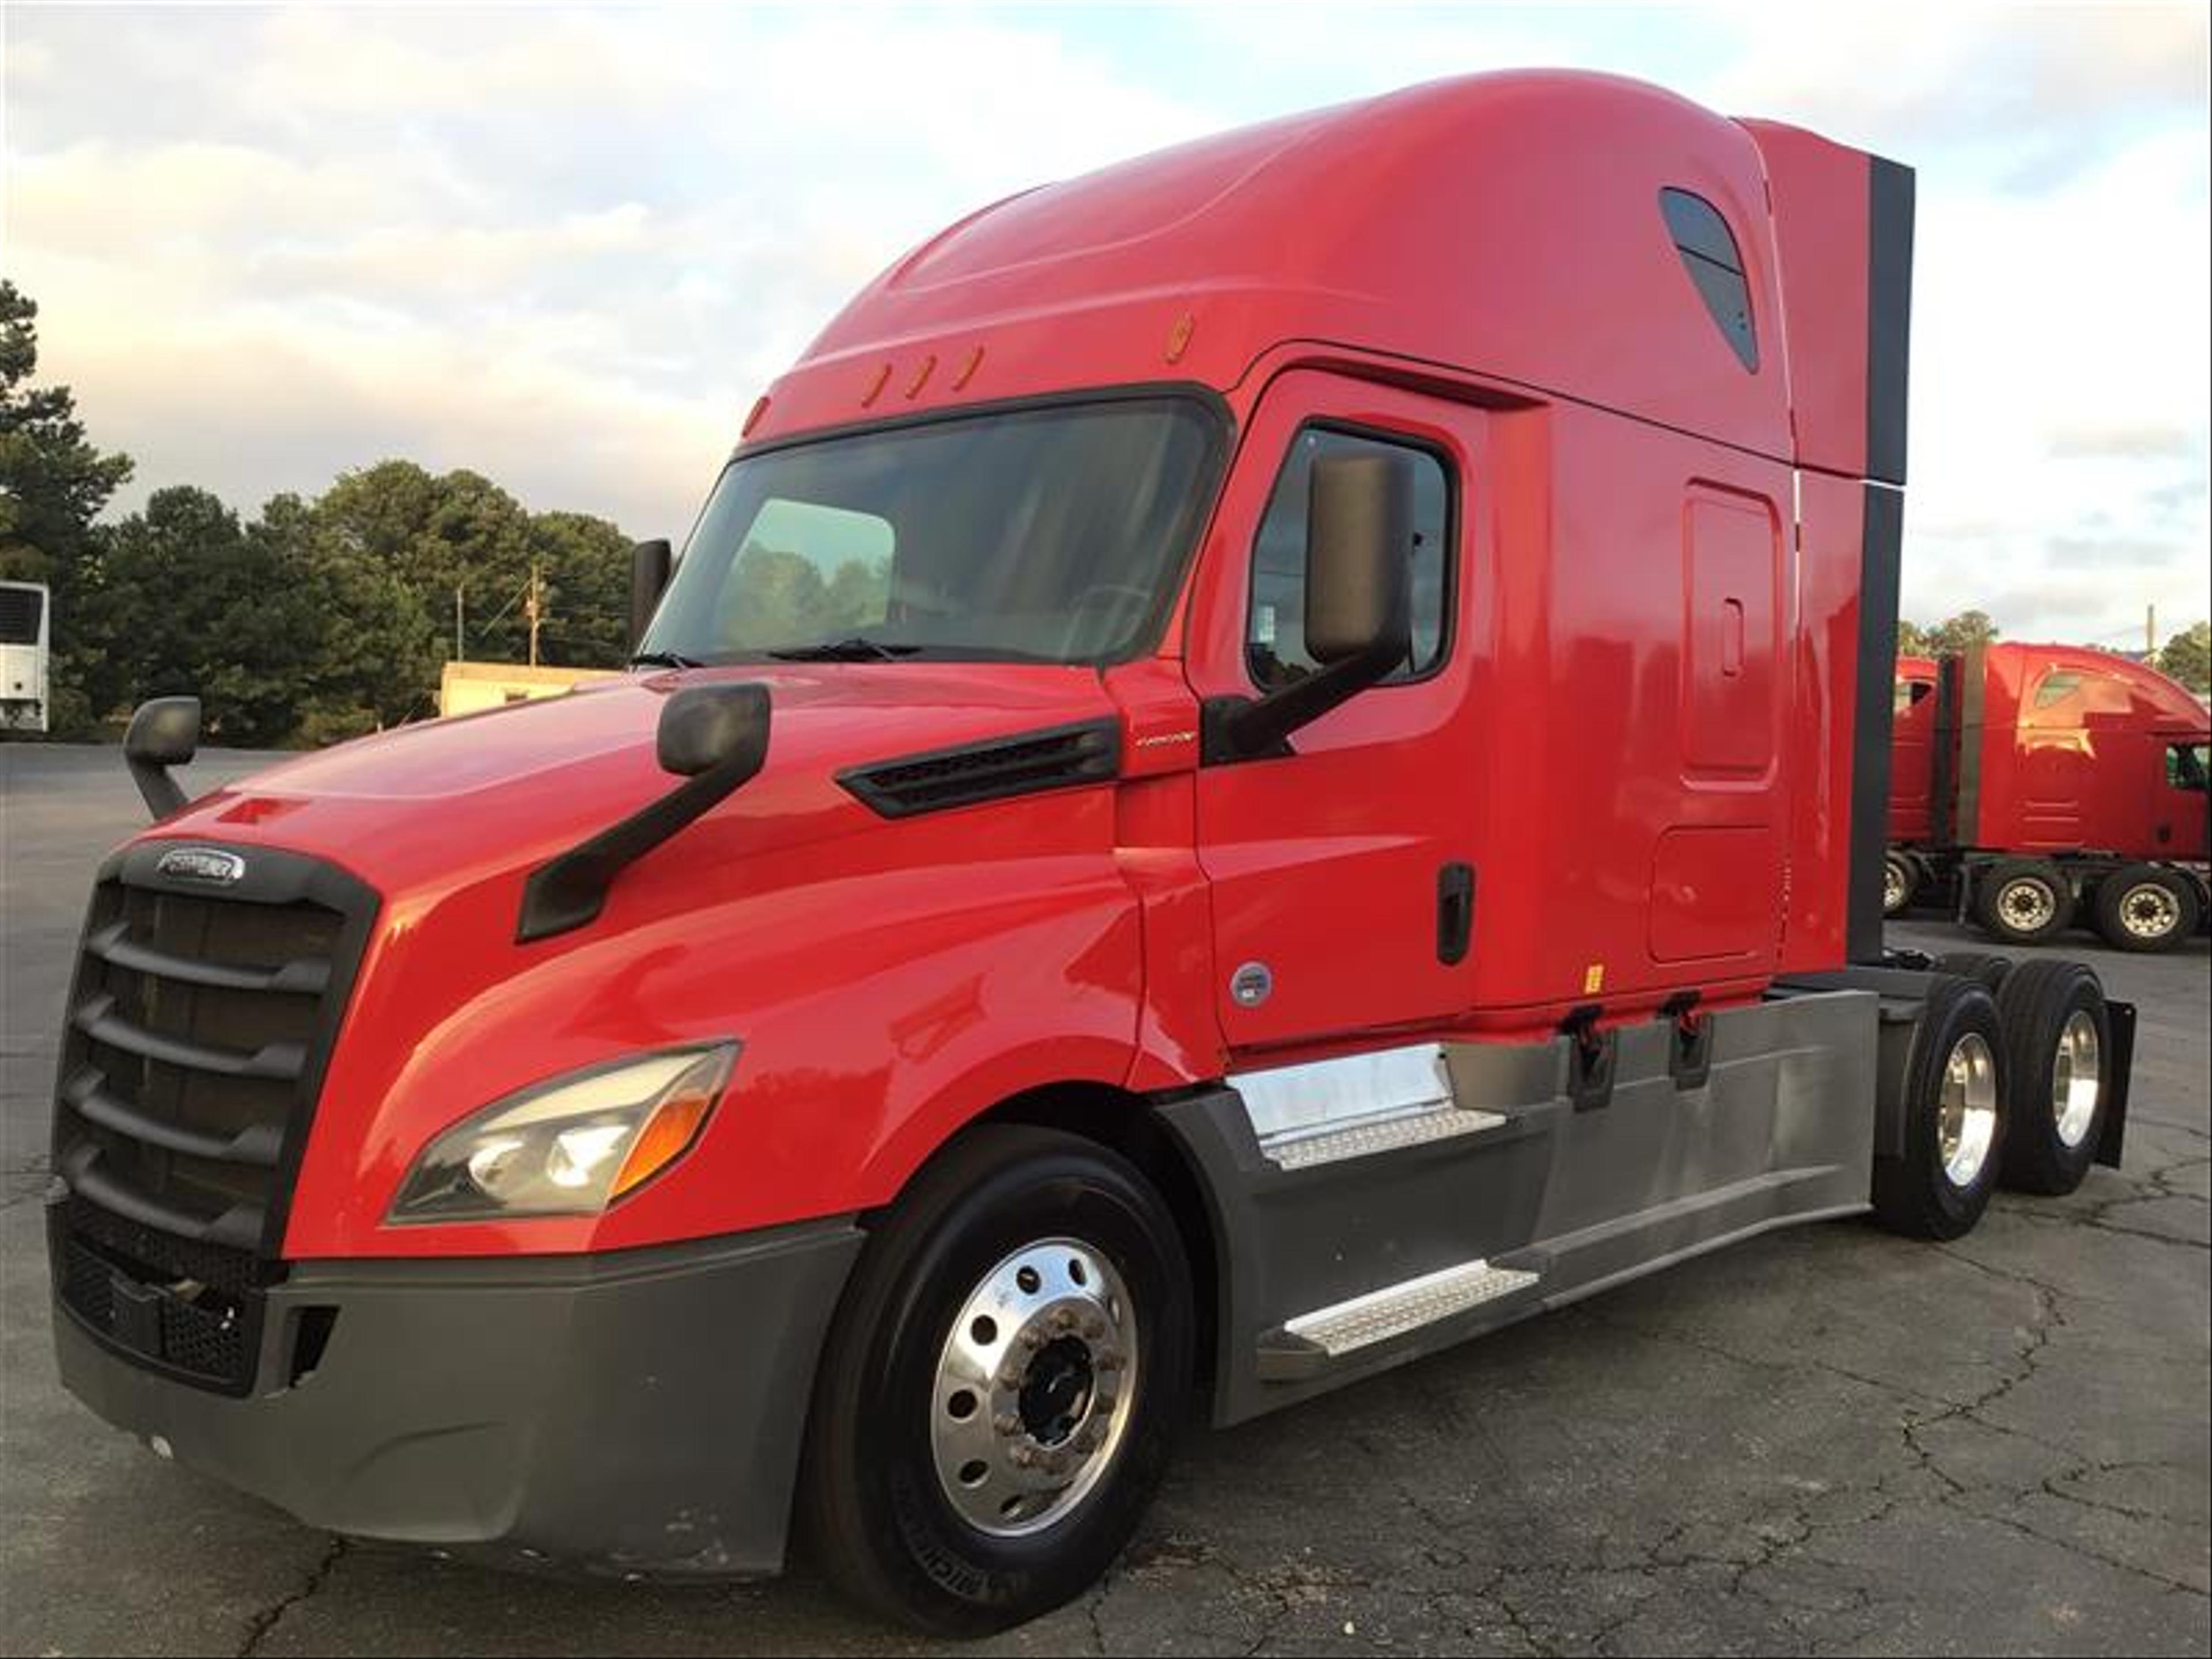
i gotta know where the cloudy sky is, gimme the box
[4,2,2207,645]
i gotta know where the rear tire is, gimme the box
[1872,976,2007,1240]
[1883,851,1919,918]
[1995,959,2111,1195]
[2090,863,2199,953]
[1973,858,2073,946]
[797,1125,1193,1636]
[1934,951,2014,995]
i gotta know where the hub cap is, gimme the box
[1997,878,2057,933]
[2119,882,2180,941]
[930,1238,1138,1537]
[1884,861,1908,912]
[2052,1009,2101,1149]
[1938,1031,1999,1188]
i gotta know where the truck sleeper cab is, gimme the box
[48,72,2137,1635]
[1884,641,2211,951]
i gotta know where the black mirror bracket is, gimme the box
[1199,636,1408,766]
[123,696,202,821]
[516,682,771,943]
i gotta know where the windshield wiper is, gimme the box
[631,650,706,669]
[766,637,925,662]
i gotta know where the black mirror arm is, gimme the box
[516,740,766,943]
[129,752,191,822]
[1199,637,1407,765]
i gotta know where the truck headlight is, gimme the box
[389,1044,737,1222]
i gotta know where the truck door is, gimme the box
[1181,373,1480,1053]
[2158,738,2210,858]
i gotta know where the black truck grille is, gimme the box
[49,840,376,1393]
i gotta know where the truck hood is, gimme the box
[154,664,1119,902]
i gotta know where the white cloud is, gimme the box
[2,2,2206,647]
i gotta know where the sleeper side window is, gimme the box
[1660,188,1759,372]
[2033,671,2083,710]
[1246,427,1452,692]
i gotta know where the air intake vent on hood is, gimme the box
[839,718,1122,819]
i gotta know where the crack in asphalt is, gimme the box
[235,1535,346,1658]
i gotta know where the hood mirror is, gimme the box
[518,682,773,942]
[123,696,202,820]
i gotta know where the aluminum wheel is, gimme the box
[1997,878,2057,934]
[1884,860,1908,913]
[2118,882,2181,942]
[929,1238,1138,1538]
[2051,1009,2101,1149]
[1937,1031,1999,1188]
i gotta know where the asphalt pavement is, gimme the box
[3,743,2206,1657]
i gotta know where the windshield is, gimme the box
[642,397,1224,666]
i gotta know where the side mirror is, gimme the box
[1304,451,1413,671]
[1205,452,1415,763]
[517,682,773,942]
[124,696,201,820]
[657,681,771,779]
[630,538,672,653]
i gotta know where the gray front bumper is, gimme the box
[54,1215,863,1578]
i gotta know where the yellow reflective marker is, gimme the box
[1584,963,1605,995]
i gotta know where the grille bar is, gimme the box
[73,991,307,1080]
[63,1067,283,1167]
[85,919,331,995]
[59,1143,267,1251]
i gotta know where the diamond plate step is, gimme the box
[1283,1259,1542,1358]
[1263,1105,1507,1171]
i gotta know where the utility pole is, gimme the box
[2147,603,2157,660]
[525,562,544,667]
[454,584,465,662]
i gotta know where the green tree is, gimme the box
[252,491,441,739]
[1895,618,1931,657]
[2158,620,2210,695]
[315,461,550,665]
[529,509,632,668]
[0,281,134,736]
[1924,609,2000,656]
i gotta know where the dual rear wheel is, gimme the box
[1972,857,2202,953]
[1872,963,2113,1238]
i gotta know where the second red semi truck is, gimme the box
[47,72,2139,1633]
[1887,642,2210,950]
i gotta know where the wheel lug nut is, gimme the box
[998,1368,1024,1391]
[1049,1306,1077,1333]
[1082,1315,1107,1340]
[1010,1445,1036,1468]
[993,1413,1021,1437]
[1094,1350,1122,1373]
[1020,1327,1045,1351]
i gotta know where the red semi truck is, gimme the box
[48,73,2138,1633]
[1886,643,2210,950]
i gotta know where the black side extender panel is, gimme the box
[838,717,1121,819]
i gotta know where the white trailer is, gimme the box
[0,581,51,734]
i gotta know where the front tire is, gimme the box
[1872,976,2007,1240]
[797,1125,1193,1635]
[1973,858,2073,946]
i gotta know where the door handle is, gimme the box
[1437,862,1475,965]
